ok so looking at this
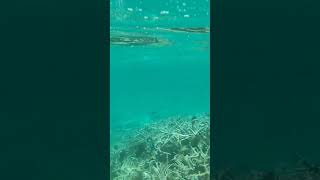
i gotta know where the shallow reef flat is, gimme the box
[110,113,210,180]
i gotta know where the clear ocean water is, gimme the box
[110,0,210,145]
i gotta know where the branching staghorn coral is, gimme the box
[110,113,210,180]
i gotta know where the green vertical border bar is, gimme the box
[106,0,111,178]
[106,0,111,179]
[212,0,320,177]
[0,0,110,179]
[210,0,214,179]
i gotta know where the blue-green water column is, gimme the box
[110,0,210,144]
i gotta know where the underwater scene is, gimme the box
[110,0,210,179]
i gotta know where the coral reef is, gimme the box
[110,113,210,180]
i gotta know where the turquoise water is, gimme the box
[110,0,210,145]
[111,0,210,27]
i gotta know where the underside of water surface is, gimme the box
[110,0,210,179]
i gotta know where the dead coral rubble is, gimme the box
[110,113,210,180]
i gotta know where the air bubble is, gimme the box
[160,10,169,15]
